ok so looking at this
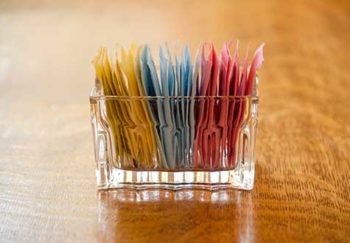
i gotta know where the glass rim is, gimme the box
[89,87,259,100]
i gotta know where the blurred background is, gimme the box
[0,1,309,100]
[0,0,349,242]
[0,0,349,102]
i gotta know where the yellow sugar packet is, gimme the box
[93,46,162,169]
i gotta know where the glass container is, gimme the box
[90,77,259,190]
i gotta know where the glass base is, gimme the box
[96,166,255,191]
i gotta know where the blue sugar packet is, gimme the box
[169,45,193,167]
[139,44,197,168]
[189,48,200,164]
[139,46,168,169]
[159,45,177,169]
[173,50,184,166]
[180,45,192,166]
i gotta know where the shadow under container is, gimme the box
[90,83,259,190]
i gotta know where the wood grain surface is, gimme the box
[0,0,350,242]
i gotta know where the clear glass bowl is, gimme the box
[90,79,259,190]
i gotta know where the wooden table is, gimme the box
[0,0,349,242]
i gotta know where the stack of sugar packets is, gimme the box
[93,42,264,170]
